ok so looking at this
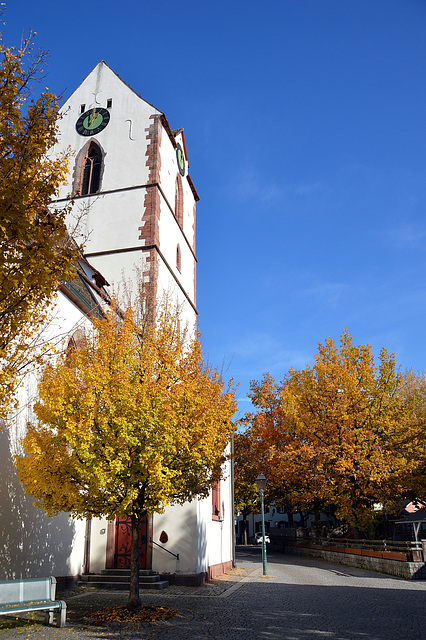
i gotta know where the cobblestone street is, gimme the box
[2,547,426,639]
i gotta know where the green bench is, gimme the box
[0,576,66,627]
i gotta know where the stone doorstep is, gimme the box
[84,580,169,590]
[79,569,169,590]
[85,574,162,583]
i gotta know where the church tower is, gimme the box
[47,64,233,584]
[53,61,199,327]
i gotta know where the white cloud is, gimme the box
[295,181,323,195]
[303,281,347,307]
[230,165,325,207]
[232,330,311,377]
[232,165,284,205]
[385,223,426,250]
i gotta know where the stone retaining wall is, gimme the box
[285,544,426,580]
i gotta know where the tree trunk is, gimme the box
[127,514,141,610]
[314,499,322,538]
[242,514,248,545]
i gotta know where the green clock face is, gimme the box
[176,143,185,176]
[76,108,110,136]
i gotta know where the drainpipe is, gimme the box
[231,434,236,567]
[83,519,92,575]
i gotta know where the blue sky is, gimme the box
[6,1,426,415]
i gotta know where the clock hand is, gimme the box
[90,109,98,126]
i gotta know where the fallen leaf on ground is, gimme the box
[87,605,178,624]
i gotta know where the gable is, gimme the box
[54,62,163,197]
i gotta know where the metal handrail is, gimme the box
[285,536,424,555]
[149,538,179,560]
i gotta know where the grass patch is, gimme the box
[0,612,43,632]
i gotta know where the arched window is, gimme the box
[176,244,181,272]
[175,174,183,228]
[80,141,102,195]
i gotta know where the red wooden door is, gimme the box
[114,516,147,569]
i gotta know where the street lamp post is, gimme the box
[255,472,267,575]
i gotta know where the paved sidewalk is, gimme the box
[2,550,426,639]
[0,562,260,639]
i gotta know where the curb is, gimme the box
[218,568,261,598]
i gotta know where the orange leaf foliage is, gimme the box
[247,330,426,528]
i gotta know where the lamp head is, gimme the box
[255,472,267,492]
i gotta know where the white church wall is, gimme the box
[151,501,198,575]
[0,424,84,581]
[89,517,110,574]
[176,133,197,246]
[77,190,148,258]
[159,143,180,210]
[196,462,234,576]
[0,292,92,580]
[158,208,195,293]
[158,131,196,251]
[68,519,87,578]
[156,262,196,333]
[158,128,182,206]
[213,463,234,566]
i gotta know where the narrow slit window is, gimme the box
[212,481,221,521]
[80,104,86,113]
[176,244,181,272]
[107,98,112,108]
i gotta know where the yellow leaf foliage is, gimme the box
[15,305,237,521]
[0,32,76,417]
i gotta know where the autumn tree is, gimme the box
[396,369,426,502]
[15,305,236,609]
[247,331,426,534]
[400,369,426,419]
[0,29,77,418]
[235,378,308,542]
[247,374,325,531]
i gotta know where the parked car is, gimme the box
[254,532,270,544]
